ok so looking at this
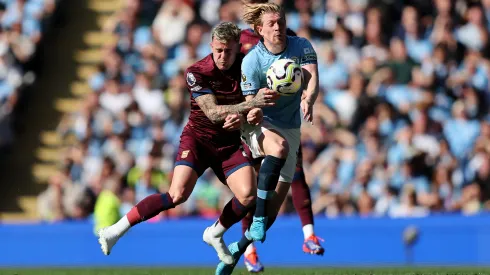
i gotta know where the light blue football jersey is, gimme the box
[240,36,317,129]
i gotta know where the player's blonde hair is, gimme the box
[211,22,241,44]
[242,2,283,33]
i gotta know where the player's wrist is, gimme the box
[302,95,314,104]
[305,91,319,103]
[249,97,262,108]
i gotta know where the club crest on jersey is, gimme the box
[181,150,190,158]
[241,73,247,82]
[186,72,196,86]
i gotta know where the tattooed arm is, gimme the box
[195,89,276,124]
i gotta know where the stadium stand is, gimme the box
[33,0,490,226]
[0,0,60,149]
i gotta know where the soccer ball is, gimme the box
[266,58,303,96]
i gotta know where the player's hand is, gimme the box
[301,98,314,124]
[254,88,279,107]
[247,108,263,125]
[223,113,244,131]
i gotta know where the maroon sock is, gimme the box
[126,193,175,226]
[291,166,314,227]
[241,211,253,234]
[219,197,251,229]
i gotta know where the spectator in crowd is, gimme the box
[0,0,57,149]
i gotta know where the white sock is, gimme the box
[110,216,131,237]
[302,224,314,239]
[245,242,255,256]
[209,220,227,237]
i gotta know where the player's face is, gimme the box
[257,12,286,46]
[210,38,239,70]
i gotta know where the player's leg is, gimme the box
[216,128,300,274]
[217,180,291,275]
[249,129,288,241]
[226,165,265,270]
[242,159,264,273]
[203,146,256,265]
[292,146,324,255]
[237,180,290,250]
[203,166,255,265]
[224,165,257,223]
[242,211,264,273]
[240,158,261,237]
[97,130,204,256]
[242,212,253,235]
[241,150,321,272]
[250,124,301,239]
[97,165,199,255]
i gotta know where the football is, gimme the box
[266,58,303,96]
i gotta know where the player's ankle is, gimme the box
[209,220,227,237]
[244,243,255,256]
[302,224,314,239]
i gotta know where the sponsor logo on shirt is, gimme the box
[190,85,202,92]
[302,53,317,62]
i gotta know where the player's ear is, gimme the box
[256,25,264,36]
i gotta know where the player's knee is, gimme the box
[168,189,190,205]
[269,139,289,158]
[233,184,256,207]
[236,193,256,208]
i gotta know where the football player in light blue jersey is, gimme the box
[216,3,319,274]
[240,31,317,129]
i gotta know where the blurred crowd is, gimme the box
[0,0,57,148]
[38,0,490,224]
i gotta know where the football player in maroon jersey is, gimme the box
[97,22,277,265]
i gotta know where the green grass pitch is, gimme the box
[1,268,490,275]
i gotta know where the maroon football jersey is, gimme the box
[240,28,298,54]
[184,53,245,146]
[240,29,261,55]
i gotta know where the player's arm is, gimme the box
[194,93,274,124]
[187,69,275,124]
[299,39,320,123]
[301,63,319,122]
[302,64,319,106]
